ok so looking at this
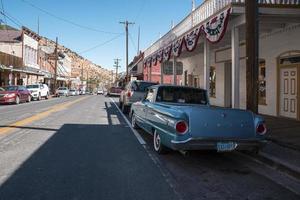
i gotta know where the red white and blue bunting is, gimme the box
[146,57,152,68]
[163,45,172,61]
[152,54,158,66]
[172,37,184,57]
[184,27,201,52]
[144,8,231,64]
[157,49,163,63]
[202,8,231,43]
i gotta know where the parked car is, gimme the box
[55,87,69,97]
[97,89,104,95]
[0,85,31,104]
[107,87,122,97]
[26,84,50,101]
[79,90,86,95]
[119,80,157,114]
[69,89,77,96]
[130,85,267,154]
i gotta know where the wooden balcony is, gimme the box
[0,52,22,68]
[144,0,300,57]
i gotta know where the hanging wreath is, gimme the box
[202,8,231,43]
[163,45,172,61]
[172,37,184,57]
[185,27,201,52]
[157,49,163,63]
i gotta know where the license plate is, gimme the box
[216,142,237,152]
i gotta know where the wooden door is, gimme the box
[280,67,298,119]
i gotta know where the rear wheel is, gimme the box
[45,93,49,99]
[153,130,168,154]
[131,113,139,129]
[15,96,20,105]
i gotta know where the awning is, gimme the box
[0,65,45,76]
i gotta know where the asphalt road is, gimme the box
[0,95,299,200]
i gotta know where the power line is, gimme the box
[79,33,124,54]
[21,0,121,35]
[0,11,23,27]
[129,33,137,53]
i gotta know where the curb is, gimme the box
[245,150,300,181]
[267,137,300,152]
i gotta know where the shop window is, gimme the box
[209,66,216,97]
[163,61,183,75]
[258,60,266,105]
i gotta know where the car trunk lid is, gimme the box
[180,106,255,139]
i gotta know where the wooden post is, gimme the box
[245,0,259,113]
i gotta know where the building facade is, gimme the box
[142,0,300,120]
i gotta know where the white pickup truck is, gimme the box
[26,84,50,101]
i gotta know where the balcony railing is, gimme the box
[144,0,300,58]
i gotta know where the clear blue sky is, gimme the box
[2,0,203,72]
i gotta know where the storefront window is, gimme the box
[258,60,266,105]
[209,66,216,97]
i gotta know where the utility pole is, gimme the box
[114,58,121,82]
[119,20,134,83]
[245,0,259,113]
[137,26,140,55]
[53,37,58,93]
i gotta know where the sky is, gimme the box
[2,0,203,72]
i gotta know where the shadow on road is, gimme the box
[0,123,178,200]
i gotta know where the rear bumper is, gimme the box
[171,138,267,151]
[108,93,121,96]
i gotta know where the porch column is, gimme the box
[231,26,240,108]
[160,62,164,84]
[203,39,210,91]
[173,57,177,85]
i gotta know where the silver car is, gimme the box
[119,80,157,113]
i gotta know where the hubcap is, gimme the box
[154,131,160,151]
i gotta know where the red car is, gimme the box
[0,85,31,105]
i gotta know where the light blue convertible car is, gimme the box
[130,85,267,154]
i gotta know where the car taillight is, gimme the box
[256,123,267,135]
[127,91,132,97]
[175,121,188,134]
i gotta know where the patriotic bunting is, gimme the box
[157,49,163,63]
[146,57,152,68]
[185,27,201,52]
[143,8,231,64]
[152,54,158,66]
[163,45,172,61]
[172,37,184,57]
[202,8,231,43]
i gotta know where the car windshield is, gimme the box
[70,90,75,92]
[3,86,18,91]
[26,85,39,89]
[58,87,67,90]
[132,81,157,92]
[156,87,208,105]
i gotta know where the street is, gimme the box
[0,96,299,200]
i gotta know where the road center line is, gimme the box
[110,98,146,145]
[0,97,88,136]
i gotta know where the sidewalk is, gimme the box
[255,115,300,180]
[264,115,300,151]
